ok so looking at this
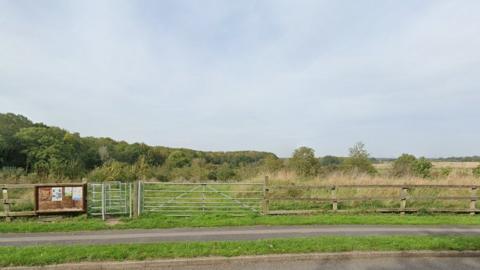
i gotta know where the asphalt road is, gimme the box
[4,252,480,270]
[2,225,480,246]
[161,256,480,270]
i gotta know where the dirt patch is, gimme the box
[106,218,123,226]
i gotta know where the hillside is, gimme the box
[0,113,277,181]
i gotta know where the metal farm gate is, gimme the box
[139,182,264,216]
[88,182,133,219]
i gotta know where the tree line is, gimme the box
[1,113,479,182]
[0,113,275,181]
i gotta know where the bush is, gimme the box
[392,154,433,178]
[87,160,137,182]
[412,158,433,178]
[439,167,452,177]
[319,156,342,172]
[289,147,320,177]
[262,155,284,173]
[165,151,192,169]
[392,154,417,177]
[216,164,236,181]
[343,142,376,175]
[473,166,480,178]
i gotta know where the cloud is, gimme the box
[0,0,479,157]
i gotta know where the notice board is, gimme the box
[35,184,87,214]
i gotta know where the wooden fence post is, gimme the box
[132,180,140,217]
[400,187,408,216]
[262,176,269,215]
[470,187,477,216]
[101,183,106,221]
[129,182,133,218]
[331,186,338,211]
[2,188,10,222]
[400,187,408,215]
[202,183,206,213]
[137,181,142,217]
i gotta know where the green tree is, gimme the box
[319,155,342,172]
[412,157,433,178]
[343,142,376,175]
[165,151,192,168]
[262,155,283,173]
[0,113,35,168]
[0,134,5,166]
[88,160,136,182]
[289,147,319,177]
[216,163,236,180]
[392,154,417,177]
[392,154,432,178]
[15,127,88,178]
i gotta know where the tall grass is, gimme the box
[243,168,479,212]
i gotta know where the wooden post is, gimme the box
[331,186,338,211]
[133,181,139,217]
[400,187,408,215]
[129,182,133,218]
[137,181,142,217]
[262,176,269,215]
[2,188,10,222]
[202,183,206,214]
[101,183,106,221]
[470,187,477,216]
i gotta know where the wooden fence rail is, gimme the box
[262,177,479,215]
[2,179,480,221]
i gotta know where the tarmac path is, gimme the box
[2,225,480,246]
[3,251,480,270]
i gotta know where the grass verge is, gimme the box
[2,236,480,267]
[2,214,480,233]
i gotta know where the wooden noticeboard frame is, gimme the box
[34,183,87,214]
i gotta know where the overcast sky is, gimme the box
[1,1,479,158]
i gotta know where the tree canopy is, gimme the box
[0,113,277,181]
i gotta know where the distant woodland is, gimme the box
[1,113,479,183]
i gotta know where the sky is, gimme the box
[0,0,479,158]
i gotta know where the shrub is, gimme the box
[439,167,452,177]
[473,166,480,178]
[165,151,192,169]
[289,147,320,177]
[392,154,417,177]
[343,142,376,175]
[87,160,137,182]
[216,164,236,181]
[319,156,342,172]
[262,155,284,173]
[392,154,433,178]
[413,158,433,178]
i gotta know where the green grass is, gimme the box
[2,213,480,233]
[0,216,109,233]
[2,236,480,267]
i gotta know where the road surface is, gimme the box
[2,225,480,246]
[3,251,480,270]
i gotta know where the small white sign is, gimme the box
[51,187,63,201]
[72,187,83,201]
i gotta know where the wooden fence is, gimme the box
[2,179,480,221]
[263,177,479,215]
[1,184,37,221]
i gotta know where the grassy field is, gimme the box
[2,235,480,267]
[2,213,480,233]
